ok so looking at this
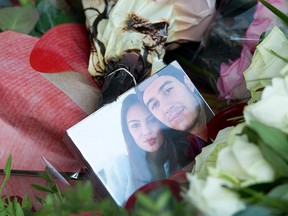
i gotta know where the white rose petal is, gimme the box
[245,97,288,134]
[192,127,232,178]
[244,26,288,94]
[231,136,275,184]
[216,130,275,185]
[262,75,288,98]
[226,123,246,145]
[216,145,249,180]
[185,175,245,216]
[244,75,288,135]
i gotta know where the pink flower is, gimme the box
[245,0,287,51]
[217,46,252,101]
[217,0,287,101]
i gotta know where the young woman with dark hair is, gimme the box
[121,94,202,189]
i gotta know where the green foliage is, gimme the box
[34,0,83,35]
[0,155,11,194]
[0,0,85,36]
[234,205,280,216]
[19,0,36,7]
[247,121,288,178]
[0,154,191,215]
[31,172,192,216]
[250,122,288,158]
[0,155,35,215]
[269,183,288,200]
[0,6,39,34]
[34,180,128,216]
[260,143,288,177]
[131,187,191,216]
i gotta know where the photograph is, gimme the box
[66,61,215,206]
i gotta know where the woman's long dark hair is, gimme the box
[121,94,201,188]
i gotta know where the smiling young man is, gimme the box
[136,62,214,143]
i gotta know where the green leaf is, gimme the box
[51,184,60,193]
[4,155,12,178]
[259,0,288,25]
[250,121,288,162]
[0,198,5,207]
[21,194,33,210]
[19,0,35,7]
[268,183,288,200]
[0,199,6,215]
[241,125,260,144]
[31,184,55,193]
[34,0,84,35]
[232,178,288,199]
[259,142,288,177]
[5,202,15,215]
[0,6,39,34]
[35,0,58,34]
[35,195,46,205]
[38,172,54,184]
[135,193,156,210]
[260,196,288,212]
[0,154,12,194]
[234,205,276,216]
[237,186,288,212]
[155,191,171,210]
[14,201,25,216]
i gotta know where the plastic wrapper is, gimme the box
[82,0,216,107]
[195,0,288,103]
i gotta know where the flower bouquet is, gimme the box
[185,73,288,215]
[216,0,288,103]
[184,3,288,215]
[0,0,288,215]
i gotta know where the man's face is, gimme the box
[142,75,201,131]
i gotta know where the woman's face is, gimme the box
[126,103,164,153]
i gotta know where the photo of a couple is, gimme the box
[66,61,214,206]
[105,61,215,205]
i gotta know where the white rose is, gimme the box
[244,26,288,101]
[216,131,275,186]
[185,175,245,216]
[244,75,288,134]
[192,127,232,179]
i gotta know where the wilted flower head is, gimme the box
[82,0,216,106]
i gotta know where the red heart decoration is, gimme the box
[30,23,90,74]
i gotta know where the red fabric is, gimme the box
[29,23,95,86]
[0,30,87,172]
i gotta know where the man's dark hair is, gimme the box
[135,63,186,99]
